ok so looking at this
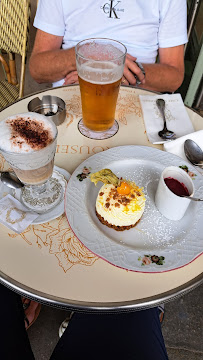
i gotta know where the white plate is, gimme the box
[65,146,203,273]
[14,166,70,225]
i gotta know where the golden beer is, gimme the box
[76,39,126,135]
[78,75,121,132]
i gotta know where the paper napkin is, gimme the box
[163,129,203,161]
[0,194,39,233]
[163,130,203,175]
[139,93,194,144]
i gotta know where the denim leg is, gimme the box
[0,283,35,360]
[50,308,168,360]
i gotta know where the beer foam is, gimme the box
[0,112,56,153]
[79,43,124,61]
[78,60,122,85]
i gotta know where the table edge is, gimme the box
[0,270,202,312]
[0,84,202,310]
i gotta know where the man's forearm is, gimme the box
[139,63,184,93]
[29,47,76,84]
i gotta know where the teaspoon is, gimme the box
[156,99,176,140]
[0,171,24,189]
[184,139,203,166]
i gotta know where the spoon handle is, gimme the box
[0,171,24,189]
[156,99,167,131]
[191,164,203,176]
[180,195,203,201]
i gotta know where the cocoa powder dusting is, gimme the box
[7,117,53,150]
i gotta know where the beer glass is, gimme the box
[0,113,62,213]
[75,38,126,139]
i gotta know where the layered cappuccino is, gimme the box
[0,113,57,185]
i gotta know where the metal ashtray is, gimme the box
[28,95,66,126]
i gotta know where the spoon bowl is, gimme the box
[184,139,203,166]
[156,99,176,140]
[0,171,24,189]
[158,129,176,140]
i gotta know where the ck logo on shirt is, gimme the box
[101,0,124,19]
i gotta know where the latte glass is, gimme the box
[0,113,62,213]
[76,38,126,139]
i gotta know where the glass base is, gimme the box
[21,177,63,213]
[78,119,119,140]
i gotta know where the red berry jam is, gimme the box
[164,177,189,197]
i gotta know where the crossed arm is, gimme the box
[29,30,185,93]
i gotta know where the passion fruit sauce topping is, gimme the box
[90,169,145,200]
[117,181,131,195]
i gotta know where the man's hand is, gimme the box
[63,71,79,85]
[121,45,185,92]
[122,54,146,86]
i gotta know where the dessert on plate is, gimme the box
[90,169,146,231]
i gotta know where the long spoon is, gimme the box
[0,171,24,189]
[156,99,176,140]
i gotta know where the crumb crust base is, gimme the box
[95,209,141,231]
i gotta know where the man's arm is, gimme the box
[30,30,185,92]
[29,30,76,83]
[123,45,185,92]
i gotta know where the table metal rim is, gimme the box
[0,270,202,312]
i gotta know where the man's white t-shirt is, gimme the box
[34,0,188,87]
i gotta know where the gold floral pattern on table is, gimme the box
[116,92,142,125]
[63,89,142,127]
[65,94,82,126]
[0,156,8,170]
[7,214,98,272]
[0,156,13,174]
[1,151,98,273]
[8,226,33,245]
